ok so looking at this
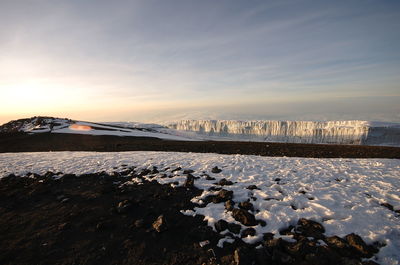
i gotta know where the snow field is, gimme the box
[0,151,399,264]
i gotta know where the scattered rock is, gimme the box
[150,166,159,174]
[152,215,167,232]
[232,208,257,226]
[171,167,182,173]
[241,228,256,238]
[199,240,210,248]
[225,200,235,211]
[234,247,253,265]
[184,175,195,188]
[228,223,242,234]
[345,233,373,257]
[44,171,55,178]
[246,185,258,190]
[295,218,325,239]
[380,202,394,211]
[258,220,267,227]
[208,186,222,191]
[279,225,294,235]
[138,169,151,176]
[214,219,228,232]
[117,200,132,214]
[211,166,222,174]
[183,169,194,174]
[263,233,274,241]
[205,175,216,181]
[324,236,352,256]
[286,238,316,258]
[238,201,254,211]
[274,178,281,182]
[264,238,283,249]
[212,189,233,203]
[217,178,233,186]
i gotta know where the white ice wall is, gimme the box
[169,120,400,145]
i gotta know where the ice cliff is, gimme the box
[168,120,400,146]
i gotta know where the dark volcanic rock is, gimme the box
[228,223,242,234]
[295,218,325,239]
[345,233,374,257]
[152,215,167,232]
[225,200,235,211]
[150,166,159,174]
[217,178,233,186]
[238,201,254,212]
[211,166,222,174]
[184,175,195,188]
[258,220,267,227]
[380,202,394,211]
[324,236,353,256]
[116,200,133,214]
[205,175,216,181]
[285,238,317,258]
[232,208,257,226]
[215,219,228,232]
[183,169,194,174]
[0,172,228,265]
[241,228,256,238]
[246,185,258,190]
[211,189,233,203]
[171,167,182,173]
[234,247,253,265]
[208,186,222,191]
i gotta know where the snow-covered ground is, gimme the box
[0,117,195,141]
[0,151,399,264]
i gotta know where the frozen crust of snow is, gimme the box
[0,151,399,264]
[11,118,196,141]
[52,121,196,141]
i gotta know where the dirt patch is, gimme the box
[0,169,383,265]
[0,132,399,158]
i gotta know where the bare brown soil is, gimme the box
[0,132,399,158]
[0,169,382,265]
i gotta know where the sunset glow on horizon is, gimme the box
[70,124,92,131]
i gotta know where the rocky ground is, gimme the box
[0,168,384,265]
[0,132,399,158]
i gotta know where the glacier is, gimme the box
[168,120,400,146]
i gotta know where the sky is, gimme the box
[0,0,399,124]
